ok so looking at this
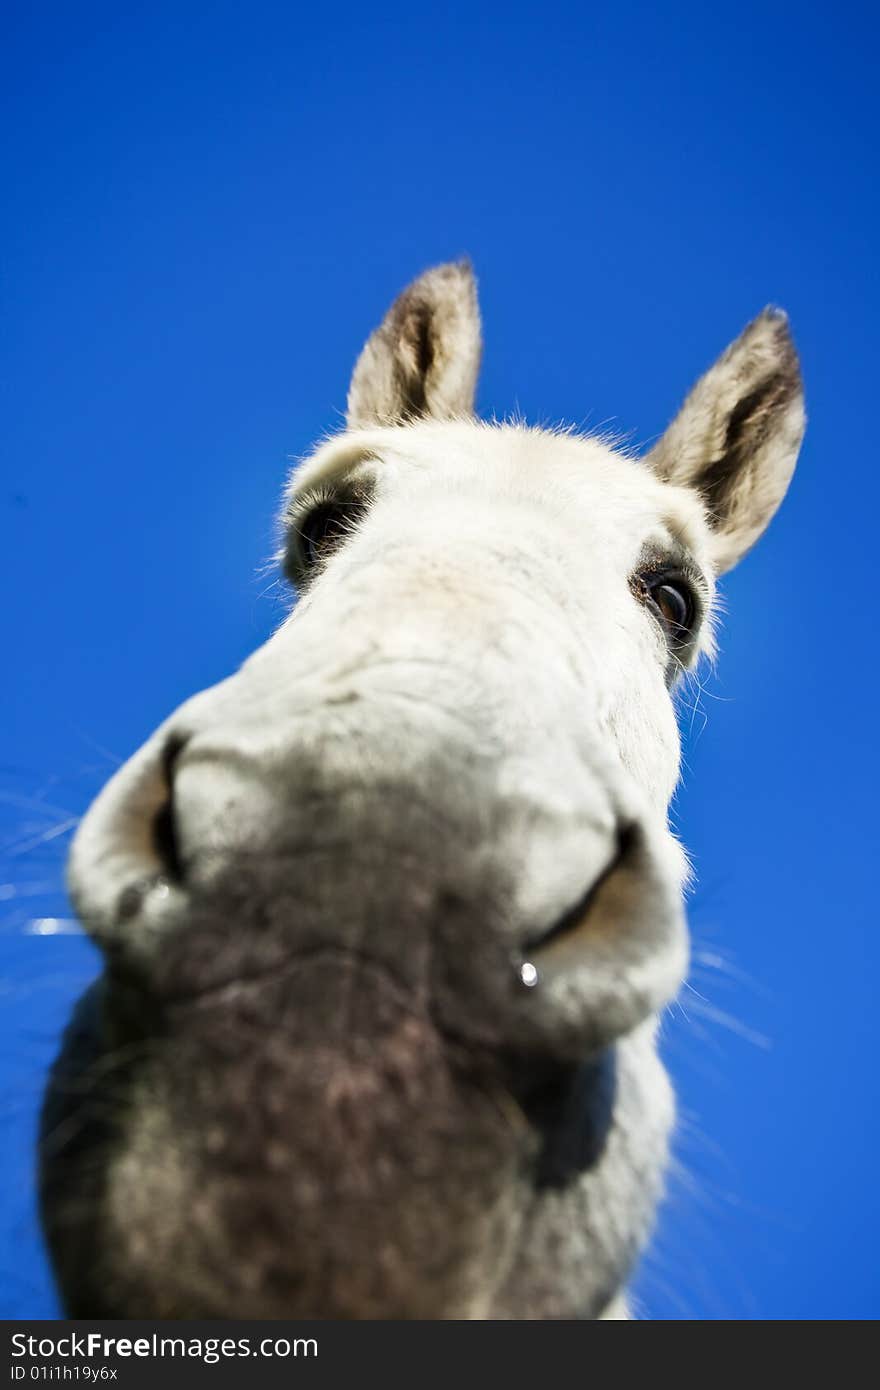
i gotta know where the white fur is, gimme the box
[56,264,804,1319]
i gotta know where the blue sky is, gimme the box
[2,1,878,1318]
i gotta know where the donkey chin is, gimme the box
[40,261,803,1319]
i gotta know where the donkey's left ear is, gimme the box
[647,309,805,572]
[346,261,482,428]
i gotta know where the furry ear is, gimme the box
[647,309,805,572]
[346,261,482,427]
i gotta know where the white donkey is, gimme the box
[40,264,803,1318]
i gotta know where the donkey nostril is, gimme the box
[152,801,183,882]
[522,822,638,958]
[151,736,188,882]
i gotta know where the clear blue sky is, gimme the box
[2,1,877,1319]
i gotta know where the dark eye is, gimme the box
[297,500,364,571]
[637,572,698,648]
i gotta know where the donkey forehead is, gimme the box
[287,419,715,567]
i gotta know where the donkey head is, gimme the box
[41,263,803,1318]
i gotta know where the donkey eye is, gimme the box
[637,573,697,647]
[297,500,363,570]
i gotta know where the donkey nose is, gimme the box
[67,718,295,962]
[432,812,688,1058]
[149,734,285,886]
[69,706,687,1052]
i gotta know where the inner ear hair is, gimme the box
[697,324,801,526]
[346,261,482,428]
[647,307,805,573]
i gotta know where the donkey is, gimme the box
[40,263,803,1319]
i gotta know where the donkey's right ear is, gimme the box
[346,261,482,428]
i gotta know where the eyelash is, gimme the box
[284,483,372,584]
[286,483,337,532]
[632,565,705,654]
